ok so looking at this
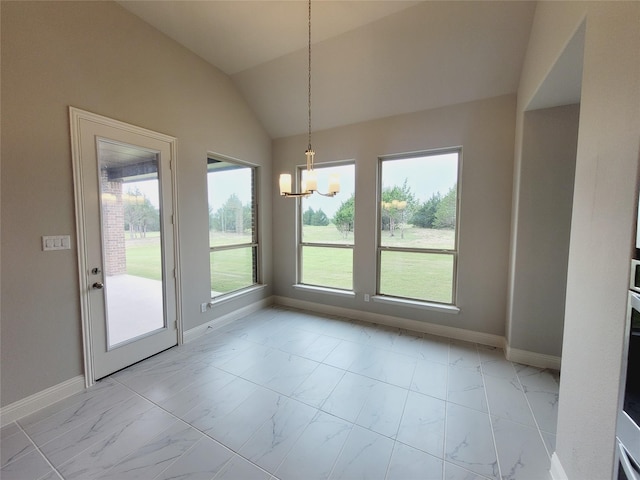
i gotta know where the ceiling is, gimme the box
[118,1,538,139]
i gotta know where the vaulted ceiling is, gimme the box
[118,1,537,139]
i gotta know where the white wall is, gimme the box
[0,1,272,407]
[509,104,579,358]
[273,95,516,338]
[514,2,640,478]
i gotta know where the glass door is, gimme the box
[98,140,166,348]
[71,107,179,382]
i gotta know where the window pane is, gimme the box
[302,164,355,245]
[210,247,256,296]
[380,153,458,250]
[379,251,454,304]
[301,246,353,290]
[208,161,254,247]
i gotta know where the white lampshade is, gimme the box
[305,170,318,192]
[328,174,340,194]
[279,173,292,196]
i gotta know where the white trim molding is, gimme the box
[183,296,274,343]
[274,296,504,348]
[0,376,85,427]
[550,452,569,480]
[505,344,562,370]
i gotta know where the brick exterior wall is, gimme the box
[100,169,126,275]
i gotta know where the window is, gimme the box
[377,150,460,304]
[299,163,355,290]
[207,157,258,298]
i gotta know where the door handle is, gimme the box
[92,282,104,290]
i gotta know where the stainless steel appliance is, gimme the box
[618,277,640,479]
[617,196,640,479]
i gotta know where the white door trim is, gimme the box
[69,107,183,387]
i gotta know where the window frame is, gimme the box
[297,160,355,292]
[376,148,461,306]
[207,154,260,299]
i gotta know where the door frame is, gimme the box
[69,107,183,387]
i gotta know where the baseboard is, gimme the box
[505,344,562,370]
[550,452,569,480]
[0,375,85,427]
[273,295,505,349]
[183,296,274,343]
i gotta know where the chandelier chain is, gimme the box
[308,0,312,152]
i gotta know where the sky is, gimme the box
[303,152,458,218]
[124,151,458,218]
[124,179,160,209]
[207,168,252,210]
[381,152,458,203]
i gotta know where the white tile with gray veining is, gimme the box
[1,426,34,467]
[4,306,560,480]
[445,461,494,480]
[57,407,177,479]
[0,449,55,480]
[449,340,481,369]
[275,411,352,480]
[412,359,448,400]
[484,374,536,427]
[397,391,446,457]
[95,422,203,480]
[355,381,408,438]
[238,397,316,472]
[321,371,379,422]
[40,394,155,467]
[291,363,344,408]
[492,416,552,480]
[416,335,450,364]
[445,403,500,479]
[203,386,285,451]
[386,441,443,480]
[154,435,234,480]
[329,425,394,479]
[448,365,488,413]
[515,365,560,434]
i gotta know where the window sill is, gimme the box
[210,284,267,305]
[293,284,356,299]
[372,295,460,314]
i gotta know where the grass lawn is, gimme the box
[125,226,455,303]
[210,248,255,294]
[126,238,162,281]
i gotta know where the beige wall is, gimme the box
[0,1,273,407]
[273,95,516,337]
[509,104,579,357]
[515,2,640,478]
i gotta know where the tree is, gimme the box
[303,207,330,226]
[434,184,457,229]
[410,192,441,228]
[312,209,330,226]
[124,188,159,238]
[303,206,315,225]
[381,179,416,237]
[211,194,245,233]
[333,193,355,239]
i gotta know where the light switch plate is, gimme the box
[42,235,71,251]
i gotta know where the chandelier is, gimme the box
[279,0,340,198]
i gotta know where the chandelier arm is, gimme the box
[282,192,312,198]
[314,191,337,198]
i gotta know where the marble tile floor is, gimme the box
[1,306,560,480]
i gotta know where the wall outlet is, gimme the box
[200,303,208,313]
[364,294,370,302]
